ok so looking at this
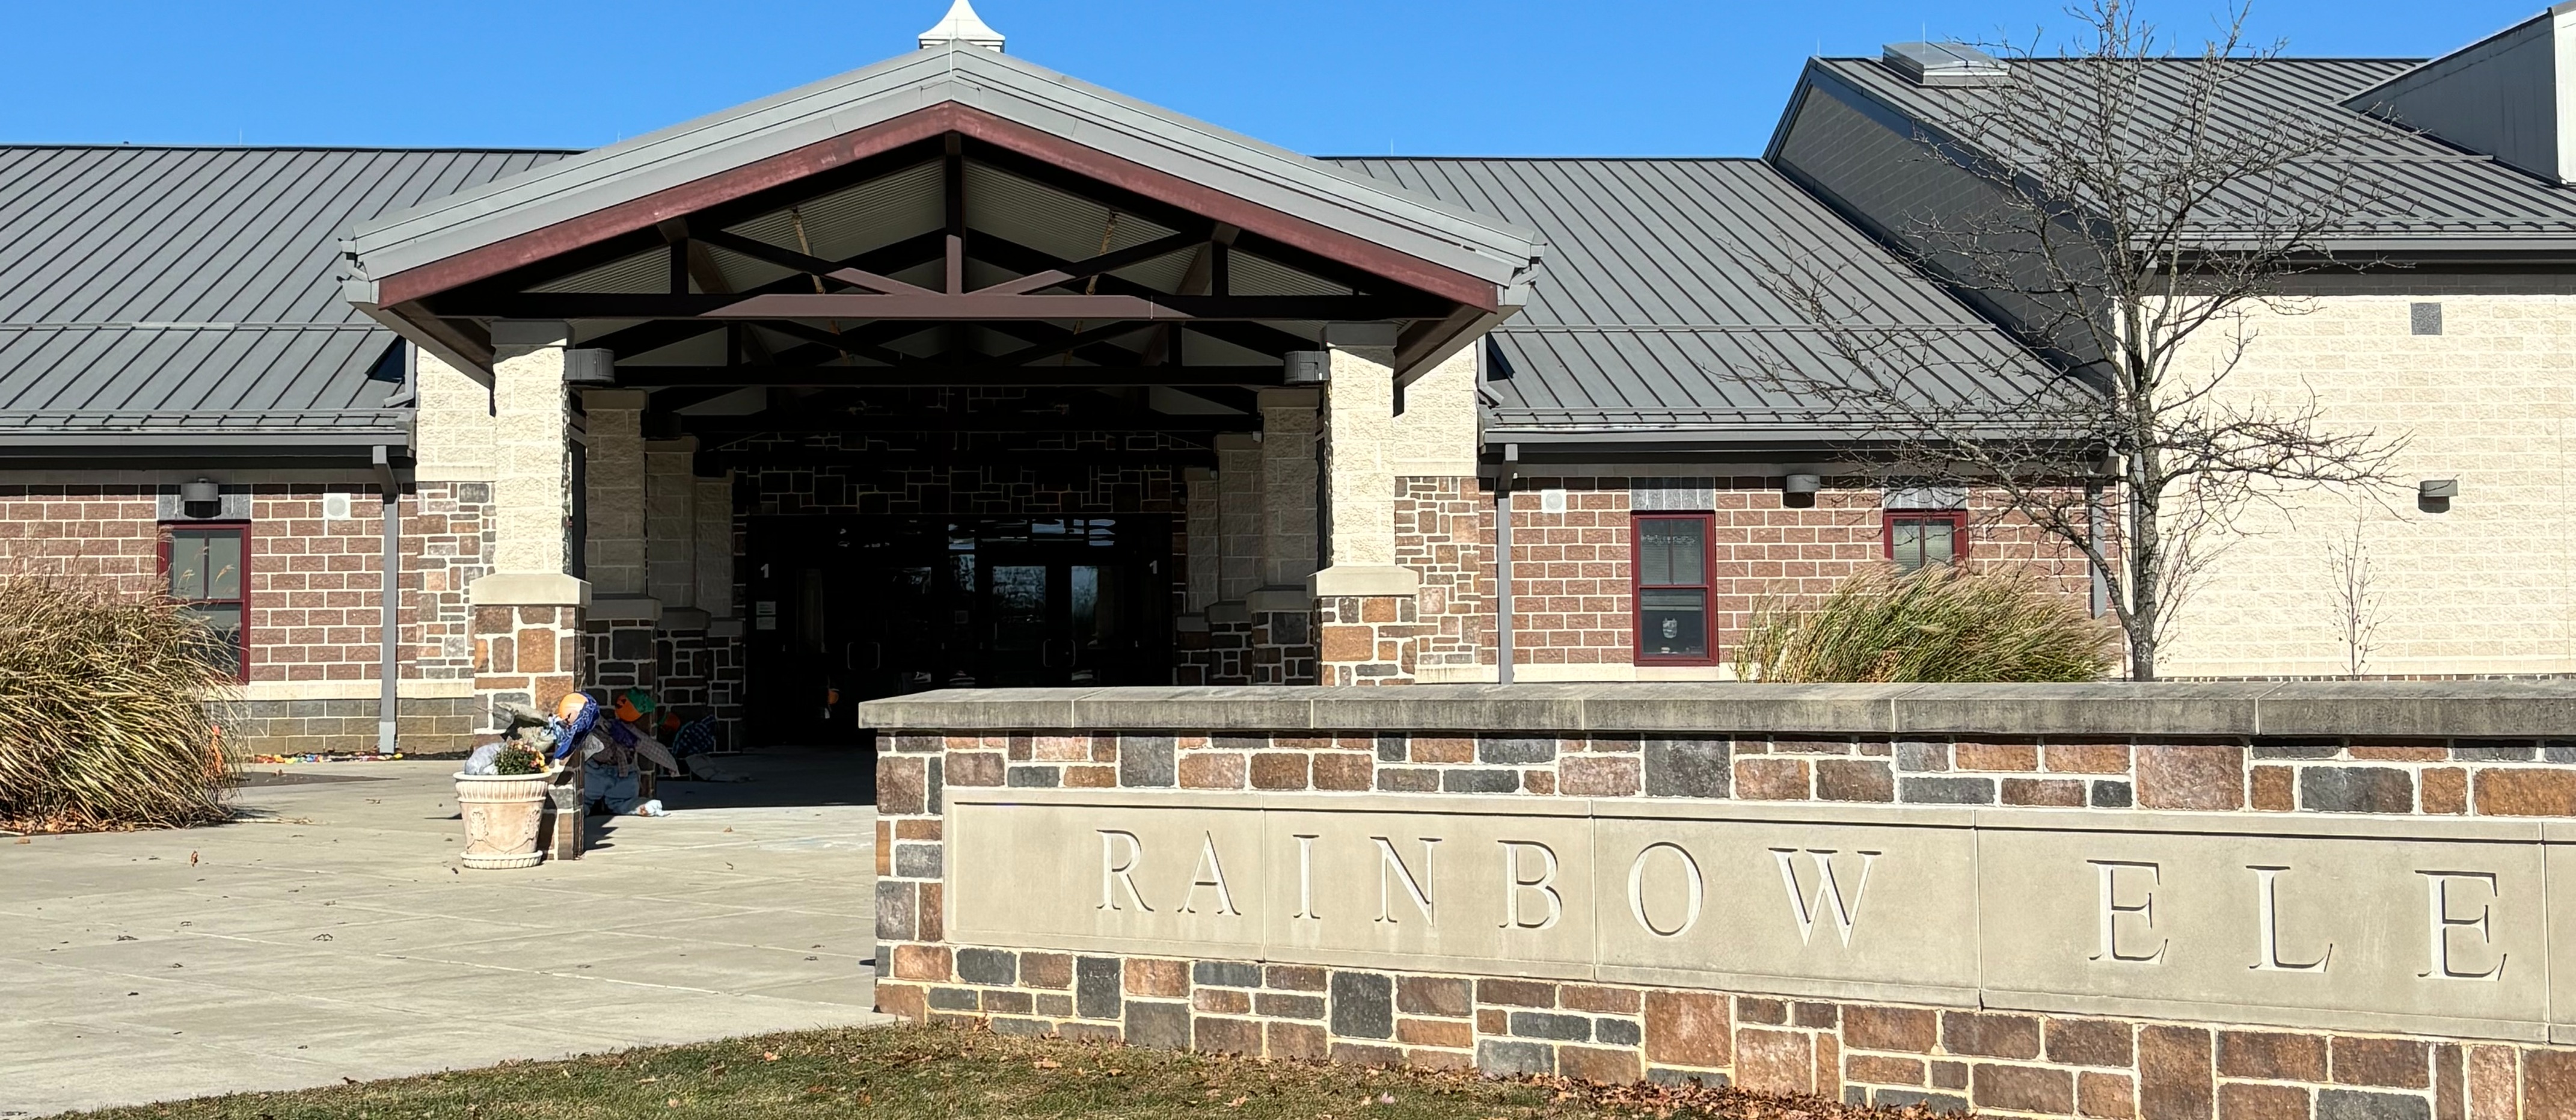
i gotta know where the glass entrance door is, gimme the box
[747,514,1171,742]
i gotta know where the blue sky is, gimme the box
[0,0,2545,155]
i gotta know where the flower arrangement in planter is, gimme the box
[452,692,599,870]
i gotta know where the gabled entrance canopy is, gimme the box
[339,42,1547,390]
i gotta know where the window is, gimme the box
[1885,510,1969,573]
[1633,514,1714,663]
[162,525,248,681]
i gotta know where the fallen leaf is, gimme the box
[188,852,199,867]
[665,1098,679,1108]
[311,934,333,941]
[114,935,137,942]
[761,1052,780,1062]
[1228,1097,1249,1108]
[636,1077,658,1085]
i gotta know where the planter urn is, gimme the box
[454,772,551,869]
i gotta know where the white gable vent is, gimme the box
[1883,41,2010,86]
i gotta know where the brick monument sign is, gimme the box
[860,683,2576,1118]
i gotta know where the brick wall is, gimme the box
[1501,476,2090,672]
[872,724,2576,1115]
[1,481,491,754]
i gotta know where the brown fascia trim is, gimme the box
[375,103,1500,314]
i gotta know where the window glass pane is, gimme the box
[1891,521,1924,571]
[182,603,243,678]
[1637,518,1704,586]
[206,531,242,600]
[168,532,207,599]
[1922,520,1957,567]
[1637,588,1708,659]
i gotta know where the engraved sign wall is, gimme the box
[946,789,2574,1043]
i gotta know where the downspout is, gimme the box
[1495,444,1518,686]
[373,445,400,754]
[2087,479,2108,619]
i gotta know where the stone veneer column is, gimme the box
[1250,388,1321,684]
[582,391,649,595]
[581,390,658,692]
[1311,325,1421,686]
[1203,433,1265,684]
[695,472,744,747]
[645,437,708,718]
[468,322,589,740]
[645,437,698,608]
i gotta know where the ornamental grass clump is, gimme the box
[0,573,236,832]
[1734,566,2117,683]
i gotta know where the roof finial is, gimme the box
[919,0,1005,52]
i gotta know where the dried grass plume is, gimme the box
[1735,567,2117,683]
[0,573,236,832]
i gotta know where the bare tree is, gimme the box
[1759,0,2406,678]
[2322,500,2384,678]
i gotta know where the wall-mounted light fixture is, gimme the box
[180,478,221,519]
[1783,473,1822,509]
[562,348,616,386]
[2418,478,2458,514]
[1283,351,1329,385]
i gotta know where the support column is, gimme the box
[581,389,658,691]
[695,472,744,749]
[470,321,588,741]
[1310,324,1421,686]
[1204,435,1265,685]
[1176,466,1219,684]
[1251,387,1320,684]
[646,437,708,720]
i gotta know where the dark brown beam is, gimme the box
[434,292,1434,321]
[612,365,1284,388]
[696,447,1215,471]
[985,321,1159,366]
[583,230,948,358]
[682,411,1256,435]
[758,319,919,366]
[966,234,1310,358]
[693,228,935,295]
[973,229,1210,297]
[944,135,966,297]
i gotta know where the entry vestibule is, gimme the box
[343,37,1543,747]
[745,515,1173,745]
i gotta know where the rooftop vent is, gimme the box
[1882,41,2010,86]
[920,0,1005,52]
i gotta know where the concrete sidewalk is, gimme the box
[0,747,888,1118]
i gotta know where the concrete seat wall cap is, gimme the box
[853,682,2576,738]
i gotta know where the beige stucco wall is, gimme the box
[2160,293,2576,678]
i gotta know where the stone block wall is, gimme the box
[2161,293,2576,678]
[865,685,2576,1118]
[211,696,480,757]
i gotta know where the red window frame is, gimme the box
[1631,512,1718,666]
[159,522,251,683]
[1883,509,1970,571]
